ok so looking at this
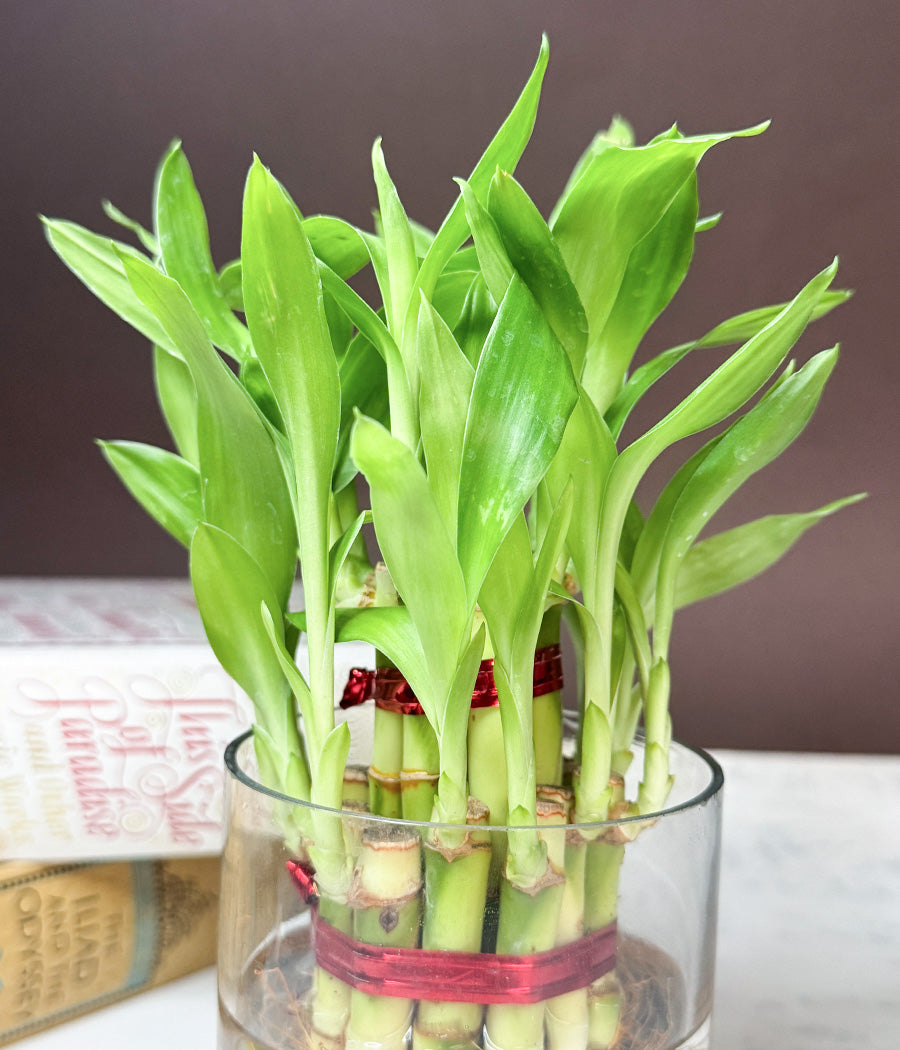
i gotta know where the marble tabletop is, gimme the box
[13,749,900,1050]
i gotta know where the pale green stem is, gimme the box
[370,706,403,818]
[484,857,565,1050]
[345,825,423,1050]
[414,802,492,1050]
[401,713,440,821]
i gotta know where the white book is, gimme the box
[0,578,373,861]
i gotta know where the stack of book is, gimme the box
[0,578,372,1043]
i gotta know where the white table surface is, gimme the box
[14,750,900,1050]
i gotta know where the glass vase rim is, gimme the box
[224,728,724,833]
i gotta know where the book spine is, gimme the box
[0,857,219,1045]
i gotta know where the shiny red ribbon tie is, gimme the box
[340,644,564,714]
[287,859,616,1004]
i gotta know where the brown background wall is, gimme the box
[3,2,897,753]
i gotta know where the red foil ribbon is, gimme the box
[287,856,616,1005]
[313,913,617,1005]
[340,644,564,715]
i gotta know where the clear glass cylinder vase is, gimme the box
[218,730,723,1050]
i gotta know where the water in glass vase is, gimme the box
[216,923,709,1050]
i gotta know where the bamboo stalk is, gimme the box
[414,799,492,1050]
[402,714,441,821]
[306,807,359,1050]
[369,706,404,817]
[583,774,627,1050]
[537,787,589,1050]
[483,799,567,1050]
[342,765,370,807]
[345,824,423,1050]
[532,690,563,786]
[311,895,354,1049]
[483,850,565,1050]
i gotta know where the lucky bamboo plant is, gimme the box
[44,36,859,1050]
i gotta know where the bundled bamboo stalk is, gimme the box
[345,825,423,1050]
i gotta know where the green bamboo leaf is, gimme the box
[544,388,617,610]
[552,124,767,410]
[41,218,176,353]
[456,177,513,306]
[417,295,476,537]
[548,115,635,228]
[674,495,866,608]
[511,481,574,672]
[218,259,244,311]
[259,602,318,755]
[153,345,198,464]
[444,246,480,272]
[605,289,851,438]
[431,268,478,332]
[623,260,838,478]
[324,292,354,361]
[434,624,487,825]
[333,332,389,492]
[216,228,377,316]
[372,138,419,340]
[453,274,498,368]
[241,157,341,687]
[652,347,841,658]
[99,441,201,548]
[630,437,721,606]
[613,563,652,695]
[313,723,352,811]
[413,36,549,303]
[619,498,645,571]
[696,290,852,348]
[487,168,589,372]
[253,723,310,804]
[238,356,286,433]
[190,524,298,758]
[102,199,158,254]
[478,514,533,661]
[351,413,469,689]
[592,260,836,713]
[328,511,368,609]
[592,172,699,391]
[121,252,297,607]
[154,142,251,361]
[409,217,435,254]
[695,212,722,233]
[303,214,370,278]
[317,261,404,376]
[457,276,577,601]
